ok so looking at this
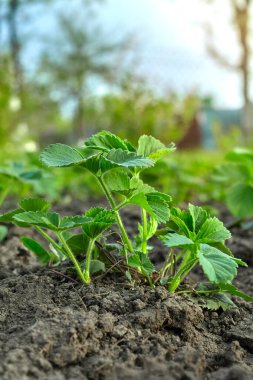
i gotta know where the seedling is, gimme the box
[158,204,251,304]
[1,131,252,309]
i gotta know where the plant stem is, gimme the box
[179,260,198,283]
[57,232,87,284]
[169,250,192,292]
[141,209,147,253]
[159,249,185,278]
[115,200,127,211]
[146,274,154,288]
[83,238,95,284]
[159,250,173,279]
[97,176,133,252]
[35,226,62,251]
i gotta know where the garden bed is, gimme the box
[1,207,253,380]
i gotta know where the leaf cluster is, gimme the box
[1,132,252,310]
[160,204,249,305]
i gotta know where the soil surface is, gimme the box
[1,205,253,380]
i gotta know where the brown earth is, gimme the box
[1,207,253,380]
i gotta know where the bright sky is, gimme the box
[97,0,242,107]
[21,0,251,108]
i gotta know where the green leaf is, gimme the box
[0,225,8,242]
[209,242,233,256]
[0,166,19,179]
[171,207,194,235]
[197,244,238,284]
[226,148,253,162]
[161,233,194,247]
[0,209,24,223]
[61,231,73,241]
[40,143,85,167]
[13,211,60,230]
[128,251,155,275]
[227,183,253,218]
[104,169,131,192]
[189,204,208,233]
[192,291,235,311]
[0,165,42,183]
[19,198,51,212]
[21,237,51,264]
[213,163,251,183]
[105,172,155,198]
[81,154,117,174]
[82,208,115,239]
[19,170,42,182]
[169,209,193,238]
[146,192,171,220]
[49,243,66,261]
[232,258,248,267]
[89,259,106,274]
[13,211,90,231]
[196,217,231,243]
[84,130,135,152]
[106,149,154,168]
[147,217,158,239]
[130,177,155,194]
[0,200,51,225]
[137,135,175,161]
[129,191,170,223]
[66,233,90,255]
[220,283,253,302]
[59,215,91,229]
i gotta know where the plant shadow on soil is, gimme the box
[1,204,253,380]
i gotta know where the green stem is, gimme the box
[169,250,192,292]
[57,232,87,284]
[97,176,133,252]
[35,226,62,251]
[159,249,185,278]
[115,200,128,211]
[141,209,147,253]
[83,238,95,284]
[179,260,198,283]
[146,274,154,288]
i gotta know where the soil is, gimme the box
[1,205,253,380]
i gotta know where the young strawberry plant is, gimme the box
[1,131,252,309]
[159,205,251,303]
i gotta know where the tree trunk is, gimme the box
[233,0,251,139]
[7,0,22,92]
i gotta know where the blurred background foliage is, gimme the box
[0,0,252,213]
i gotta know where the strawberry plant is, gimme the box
[1,131,252,308]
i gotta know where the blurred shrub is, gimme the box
[81,77,200,145]
[142,150,224,205]
[212,121,244,150]
[213,148,253,218]
[0,56,14,147]
[0,55,65,156]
